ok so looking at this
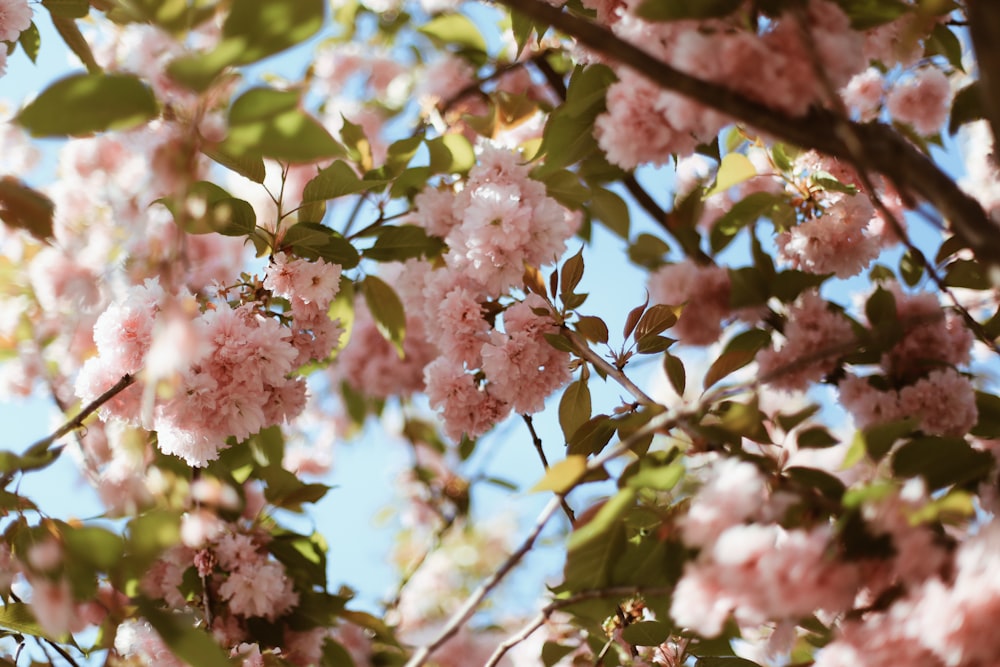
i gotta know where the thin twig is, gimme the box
[522,415,576,522]
[402,494,564,667]
[2,374,135,488]
[484,585,673,666]
[563,328,656,406]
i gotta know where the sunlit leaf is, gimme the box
[362,275,406,355]
[16,73,157,136]
[531,455,587,494]
[0,177,55,242]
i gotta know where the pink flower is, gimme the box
[758,291,854,391]
[777,193,880,278]
[264,252,342,310]
[842,68,884,121]
[887,68,952,136]
[881,287,972,383]
[648,260,731,346]
[679,458,768,548]
[0,0,31,42]
[218,560,298,620]
[424,357,510,441]
[29,577,75,638]
[897,368,977,437]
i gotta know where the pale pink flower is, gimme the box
[411,185,459,238]
[180,509,225,548]
[648,260,731,346]
[897,368,977,437]
[887,68,952,136]
[141,546,193,609]
[264,252,342,310]
[231,643,265,667]
[0,0,31,42]
[758,292,854,391]
[283,627,330,667]
[882,287,972,382]
[842,67,884,121]
[335,301,437,399]
[29,577,75,638]
[26,540,62,572]
[115,618,189,667]
[424,357,510,441]
[680,458,768,548]
[777,193,880,278]
[218,559,298,620]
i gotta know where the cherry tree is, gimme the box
[2,0,1000,665]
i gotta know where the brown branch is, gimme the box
[484,585,673,667]
[2,374,135,488]
[402,494,565,667]
[492,0,1000,263]
[966,0,1000,165]
[522,414,576,522]
[562,328,656,406]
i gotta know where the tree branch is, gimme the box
[562,328,656,406]
[522,414,575,522]
[492,0,1000,263]
[966,0,1000,164]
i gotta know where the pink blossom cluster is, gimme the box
[647,259,732,346]
[595,0,865,168]
[137,521,327,666]
[777,193,881,278]
[887,68,953,136]
[0,0,30,43]
[837,286,976,436]
[74,280,315,467]
[758,291,854,391]
[445,145,580,294]
[422,293,571,441]
[671,522,862,637]
[817,522,1000,667]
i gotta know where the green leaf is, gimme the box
[17,22,40,63]
[170,182,257,236]
[575,315,609,345]
[785,466,846,501]
[710,192,791,253]
[541,169,590,209]
[362,275,406,355]
[949,83,984,135]
[535,65,617,174]
[663,353,686,395]
[531,455,587,494]
[283,222,360,268]
[589,186,630,239]
[627,233,671,270]
[624,459,684,491]
[303,160,377,202]
[892,436,994,490]
[41,0,89,18]
[635,0,742,21]
[140,604,232,667]
[201,144,266,183]
[559,380,592,442]
[621,620,673,646]
[838,0,909,30]
[775,404,820,432]
[973,391,1000,438]
[944,258,990,289]
[62,526,124,571]
[567,414,616,456]
[363,225,446,262]
[564,489,634,589]
[418,14,487,54]
[857,417,916,462]
[925,23,963,72]
[127,510,182,560]
[221,87,344,163]
[167,0,324,91]
[426,134,476,174]
[0,603,56,640]
[16,73,157,137]
[706,152,756,197]
[50,15,101,73]
[797,426,840,449]
[0,177,55,242]
[703,329,770,389]
[634,304,679,340]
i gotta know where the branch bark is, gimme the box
[494,0,1000,263]
[966,0,1000,166]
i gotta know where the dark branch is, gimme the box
[966,0,1000,166]
[493,0,1000,263]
